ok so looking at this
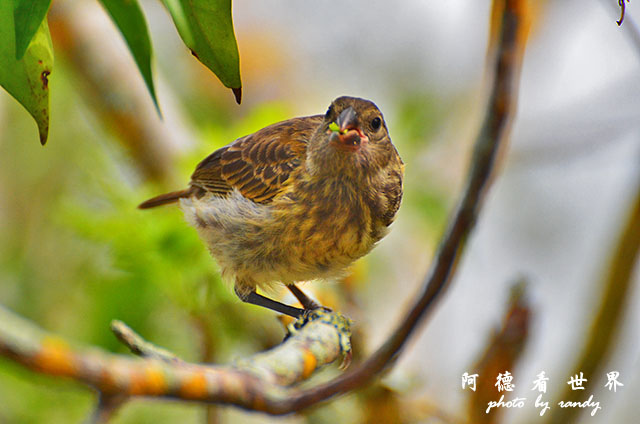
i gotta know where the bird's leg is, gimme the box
[234,285,303,319]
[287,284,321,310]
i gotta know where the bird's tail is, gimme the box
[138,188,192,209]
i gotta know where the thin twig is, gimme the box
[617,0,630,26]
[85,395,128,424]
[111,320,185,364]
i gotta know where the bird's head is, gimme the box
[307,96,396,178]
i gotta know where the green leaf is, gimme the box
[0,2,53,145]
[162,0,193,46]
[13,0,51,60]
[162,0,242,103]
[98,0,160,113]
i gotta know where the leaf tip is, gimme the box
[38,112,49,145]
[232,87,242,104]
[39,131,48,146]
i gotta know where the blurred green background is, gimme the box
[1,1,639,423]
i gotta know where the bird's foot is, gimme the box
[286,284,327,311]
[300,305,333,321]
[287,307,353,368]
[236,287,304,318]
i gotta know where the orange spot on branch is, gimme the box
[129,365,166,395]
[144,365,168,395]
[301,349,317,379]
[180,371,208,399]
[34,337,75,376]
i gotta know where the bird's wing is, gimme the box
[381,162,404,226]
[190,115,323,204]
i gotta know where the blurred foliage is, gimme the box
[393,91,445,155]
[98,0,159,111]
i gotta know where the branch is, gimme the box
[0,307,351,411]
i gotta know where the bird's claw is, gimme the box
[300,305,333,321]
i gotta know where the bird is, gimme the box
[139,96,404,318]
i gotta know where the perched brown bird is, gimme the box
[140,96,404,318]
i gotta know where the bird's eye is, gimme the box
[371,117,382,131]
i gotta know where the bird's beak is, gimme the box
[328,107,368,151]
[336,107,358,132]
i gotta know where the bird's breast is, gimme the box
[271,177,387,271]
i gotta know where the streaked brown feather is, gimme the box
[189,115,322,204]
[382,165,404,226]
[188,148,233,197]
